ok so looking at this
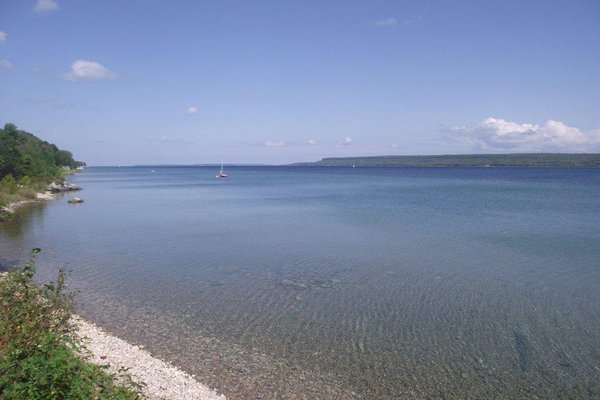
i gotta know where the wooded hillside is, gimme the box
[0,123,84,181]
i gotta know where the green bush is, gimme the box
[19,176,32,186]
[0,175,17,194]
[0,257,140,399]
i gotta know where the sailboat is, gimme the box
[216,161,228,178]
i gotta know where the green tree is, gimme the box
[0,123,82,181]
[0,124,21,178]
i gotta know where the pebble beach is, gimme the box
[73,316,226,400]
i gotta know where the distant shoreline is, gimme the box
[291,153,600,168]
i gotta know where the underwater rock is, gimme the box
[513,329,531,372]
[281,279,308,290]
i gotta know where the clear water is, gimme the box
[1,166,600,399]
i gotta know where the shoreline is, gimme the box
[0,273,226,399]
[0,192,55,214]
[1,200,35,214]
[1,179,81,215]
[73,316,226,400]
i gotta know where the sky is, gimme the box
[1,0,599,165]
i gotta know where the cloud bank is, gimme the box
[186,106,199,114]
[34,0,59,13]
[63,60,115,81]
[451,117,600,152]
[0,31,6,43]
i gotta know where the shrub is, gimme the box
[0,255,140,399]
[0,175,17,194]
[19,176,32,186]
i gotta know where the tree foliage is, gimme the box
[0,123,84,182]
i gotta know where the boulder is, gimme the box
[48,182,82,193]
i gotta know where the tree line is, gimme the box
[0,123,84,183]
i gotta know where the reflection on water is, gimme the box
[0,202,48,270]
[1,166,599,399]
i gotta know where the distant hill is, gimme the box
[0,123,84,180]
[293,153,600,168]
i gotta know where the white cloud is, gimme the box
[0,31,6,43]
[264,140,285,147]
[307,139,317,145]
[0,60,13,70]
[186,106,199,114]
[342,137,354,145]
[375,18,397,26]
[451,117,600,152]
[63,60,115,81]
[34,0,59,12]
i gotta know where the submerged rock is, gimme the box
[514,329,531,372]
[68,197,84,204]
[281,279,308,290]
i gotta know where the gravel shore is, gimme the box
[73,316,226,400]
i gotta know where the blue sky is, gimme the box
[1,0,599,165]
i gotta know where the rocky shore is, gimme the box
[1,191,54,214]
[73,317,226,400]
[1,181,80,214]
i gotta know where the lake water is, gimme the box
[1,166,600,399]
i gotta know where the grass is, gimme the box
[0,254,141,399]
[0,176,47,206]
[0,186,39,205]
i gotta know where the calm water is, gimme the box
[1,166,600,399]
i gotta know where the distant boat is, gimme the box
[216,161,228,178]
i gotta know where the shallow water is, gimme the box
[1,166,600,399]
